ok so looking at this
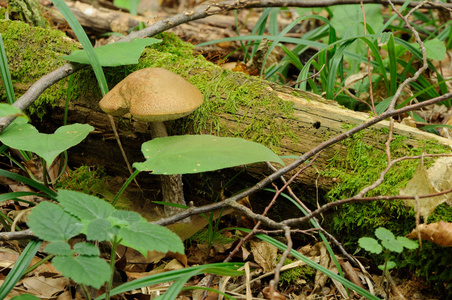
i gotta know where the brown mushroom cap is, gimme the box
[99,68,203,122]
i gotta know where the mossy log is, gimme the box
[1,19,451,194]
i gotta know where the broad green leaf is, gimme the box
[27,202,83,242]
[375,227,395,241]
[397,236,419,250]
[62,38,161,66]
[0,123,93,165]
[119,222,184,256]
[411,38,446,61]
[45,241,75,256]
[74,242,100,256]
[134,135,284,175]
[0,104,27,119]
[381,238,404,253]
[57,190,115,221]
[110,210,144,225]
[85,218,116,242]
[52,255,110,289]
[358,237,382,254]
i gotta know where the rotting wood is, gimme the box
[40,75,452,193]
[3,18,451,195]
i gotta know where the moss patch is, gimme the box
[0,20,80,117]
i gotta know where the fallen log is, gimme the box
[2,19,451,194]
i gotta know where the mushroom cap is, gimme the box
[99,68,203,122]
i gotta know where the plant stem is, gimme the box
[41,158,48,187]
[105,237,120,300]
[81,283,92,300]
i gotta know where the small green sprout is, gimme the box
[359,227,419,273]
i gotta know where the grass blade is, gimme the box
[51,0,109,96]
[0,240,42,299]
[0,34,16,104]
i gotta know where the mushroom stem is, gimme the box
[149,122,188,221]
[149,122,169,138]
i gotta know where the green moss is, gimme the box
[0,20,80,117]
[55,165,106,196]
[277,255,315,286]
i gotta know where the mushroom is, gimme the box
[99,68,203,219]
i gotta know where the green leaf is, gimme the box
[119,222,184,256]
[381,238,404,253]
[110,210,144,225]
[375,227,395,241]
[113,0,140,15]
[45,241,75,256]
[358,237,382,254]
[424,38,446,61]
[0,104,27,119]
[74,242,100,256]
[57,190,115,221]
[134,135,284,175]
[397,236,419,250]
[52,255,111,289]
[378,261,396,271]
[0,123,93,165]
[27,202,83,242]
[62,38,161,66]
[85,218,116,242]
[331,4,383,37]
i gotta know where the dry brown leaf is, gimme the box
[262,286,286,300]
[250,240,277,273]
[21,276,67,297]
[407,221,452,247]
[400,158,452,221]
[313,242,330,293]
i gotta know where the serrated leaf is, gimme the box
[85,218,116,242]
[74,242,100,256]
[119,222,184,256]
[358,237,382,254]
[27,202,83,242]
[52,255,110,289]
[375,227,395,241]
[62,38,161,66]
[134,135,284,175]
[57,190,115,221]
[381,238,403,253]
[45,241,75,256]
[110,210,144,225]
[0,123,93,165]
